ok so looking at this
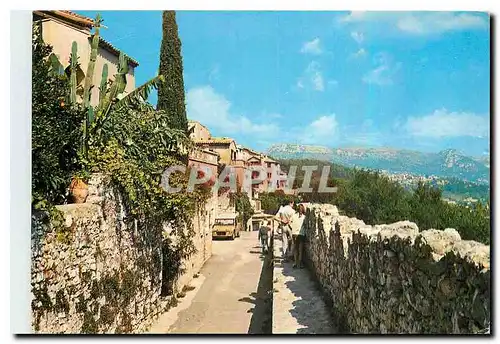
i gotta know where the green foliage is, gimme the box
[157,11,188,134]
[279,158,353,204]
[83,14,103,108]
[114,75,165,112]
[335,170,412,224]
[99,63,109,103]
[334,170,490,244]
[32,12,212,313]
[48,53,64,76]
[32,24,86,206]
[69,41,78,104]
[440,177,490,203]
[259,190,298,215]
[231,192,254,227]
[278,158,490,245]
[87,95,206,295]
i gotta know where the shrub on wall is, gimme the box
[32,24,86,207]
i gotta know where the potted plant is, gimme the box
[69,170,90,204]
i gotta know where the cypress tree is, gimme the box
[157,11,188,133]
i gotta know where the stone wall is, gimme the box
[31,174,215,334]
[175,190,215,291]
[303,203,490,334]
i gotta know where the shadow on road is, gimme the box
[277,259,336,334]
[238,241,274,334]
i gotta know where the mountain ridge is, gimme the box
[267,143,490,184]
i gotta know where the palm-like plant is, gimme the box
[49,13,189,165]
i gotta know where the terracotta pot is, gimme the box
[69,178,89,204]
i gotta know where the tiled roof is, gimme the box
[200,148,219,156]
[34,10,94,29]
[188,120,210,131]
[59,10,94,25]
[34,10,139,67]
[238,145,261,156]
[90,35,140,67]
[195,137,235,145]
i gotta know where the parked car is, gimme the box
[212,213,240,240]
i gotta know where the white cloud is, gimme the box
[363,52,401,85]
[339,11,370,23]
[397,12,488,35]
[300,37,322,55]
[300,115,339,144]
[186,86,279,137]
[312,73,324,91]
[297,61,325,92]
[352,48,367,58]
[350,31,364,43]
[339,11,488,35]
[404,108,489,138]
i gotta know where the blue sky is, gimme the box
[77,11,490,157]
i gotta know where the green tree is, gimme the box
[278,158,490,244]
[260,190,289,215]
[157,11,188,133]
[334,170,411,224]
[231,192,255,229]
[32,24,85,206]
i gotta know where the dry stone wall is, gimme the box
[31,174,214,334]
[303,203,490,334]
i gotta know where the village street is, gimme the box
[148,230,335,334]
[149,231,273,334]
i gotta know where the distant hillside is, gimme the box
[268,144,490,184]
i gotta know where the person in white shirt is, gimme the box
[275,205,284,235]
[289,203,307,268]
[276,200,295,261]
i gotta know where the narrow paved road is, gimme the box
[151,230,272,334]
[272,234,336,334]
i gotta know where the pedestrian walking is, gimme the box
[276,199,295,261]
[289,203,307,268]
[258,220,271,254]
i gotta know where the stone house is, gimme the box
[235,145,287,195]
[188,120,211,141]
[32,10,139,106]
[194,137,237,166]
[188,121,237,166]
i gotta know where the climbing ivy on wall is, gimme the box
[31,11,214,333]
